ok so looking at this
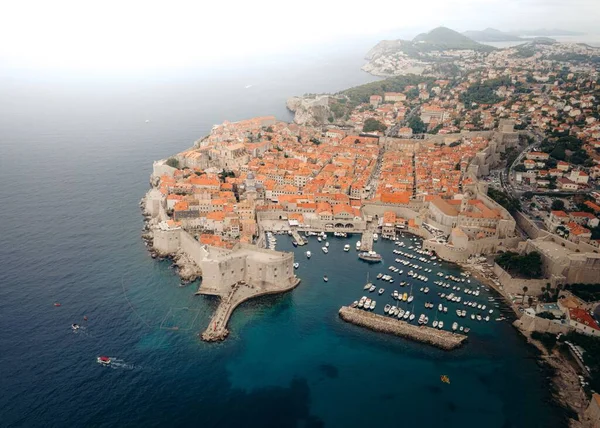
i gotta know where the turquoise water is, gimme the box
[0,47,565,426]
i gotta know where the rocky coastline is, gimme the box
[286,95,333,126]
[140,195,202,284]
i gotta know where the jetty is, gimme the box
[338,306,467,350]
[201,277,300,342]
[291,230,307,246]
[359,232,374,251]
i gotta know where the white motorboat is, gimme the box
[403,311,410,320]
[438,303,443,312]
[384,304,391,314]
[293,262,299,269]
[378,288,384,295]
[409,313,415,322]
[356,241,361,250]
[452,322,458,331]
[392,290,399,299]
[370,300,376,310]
[323,275,328,282]
[369,285,376,292]
[373,233,378,242]
[344,244,350,252]
[433,320,438,328]
[306,251,311,258]
[471,314,475,320]
[72,323,80,331]
[322,247,328,254]
[438,321,444,329]
[318,237,322,242]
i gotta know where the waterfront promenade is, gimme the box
[338,306,467,350]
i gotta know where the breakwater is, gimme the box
[338,306,467,350]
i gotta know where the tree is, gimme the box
[551,199,565,211]
[362,118,387,133]
[408,116,426,134]
[166,157,180,169]
[523,191,534,200]
[514,164,527,172]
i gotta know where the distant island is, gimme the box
[512,28,585,37]
[463,28,524,42]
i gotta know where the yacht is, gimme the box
[322,246,328,254]
[358,251,383,263]
[306,251,311,259]
[344,244,350,252]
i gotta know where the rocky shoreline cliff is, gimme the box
[286,95,333,126]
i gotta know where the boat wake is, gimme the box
[105,358,140,370]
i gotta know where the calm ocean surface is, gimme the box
[0,44,565,427]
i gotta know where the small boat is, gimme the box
[378,288,384,295]
[344,244,350,252]
[365,298,372,308]
[402,293,408,302]
[97,356,111,365]
[356,241,362,250]
[384,304,391,314]
[407,295,414,303]
[409,313,415,322]
[351,301,358,308]
[438,321,444,329]
[318,237,322,242]
[292,241,298,247]
[71,323,80,331]
[322,247,328,254]
[370,300,376,310]
[369,285,376,292]
[293,262,299,269]
[373,233,378,242]
[452,322,458,331]
[323,276,328,282]
[403,311,410,320]
[476,314,482,321]
[376,273,383,279]
[306,251,311,259]
[392,290,399,299]
[464,327,471,333]
[418,314,425,325]
[424,287,429,294]
[358,297,366,308]
[438,303,443,311]
[325,241,330,248]
[440,375,450,384]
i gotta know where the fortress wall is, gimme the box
[179,231,210,267]
[492,263,549,296]
[153,229,181,254]
[245,252,294,288]
[362,203,422,219]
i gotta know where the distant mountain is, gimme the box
[512,28,584,37]
[412,27,494,52]
[463,28,524,42]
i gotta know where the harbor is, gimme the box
[338,306,467,350]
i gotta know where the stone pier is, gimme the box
[291,230,307,246]
[360,232,374,251]
[201,277,301,342]
[338,306,467,350]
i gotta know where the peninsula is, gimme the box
[141,29,600,424]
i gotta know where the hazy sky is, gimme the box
[0,0,598,73]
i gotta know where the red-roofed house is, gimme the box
[568,308,600,336]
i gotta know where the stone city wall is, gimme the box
[514,315,572,335]
[492,263,554,296]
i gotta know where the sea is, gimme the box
[0,40,568,427]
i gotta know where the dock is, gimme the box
[291,230,307,246]
[338,306,467,351]
[359,232,373,251]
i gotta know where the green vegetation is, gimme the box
[551,200,565,211]
[362,118,387,133]
[408,116,426,134]
[487,187,521,213]
[460,76,511,107]
[448,141,461,147]
[564,284,600,302]
[495,251,543,279]
[166,157,180,169]
[531,331,558,352]
[340,75,435,104]
[310,137,321,146]
[412,27,495,52]
[536,311,558,320]
[540,136,591,166]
